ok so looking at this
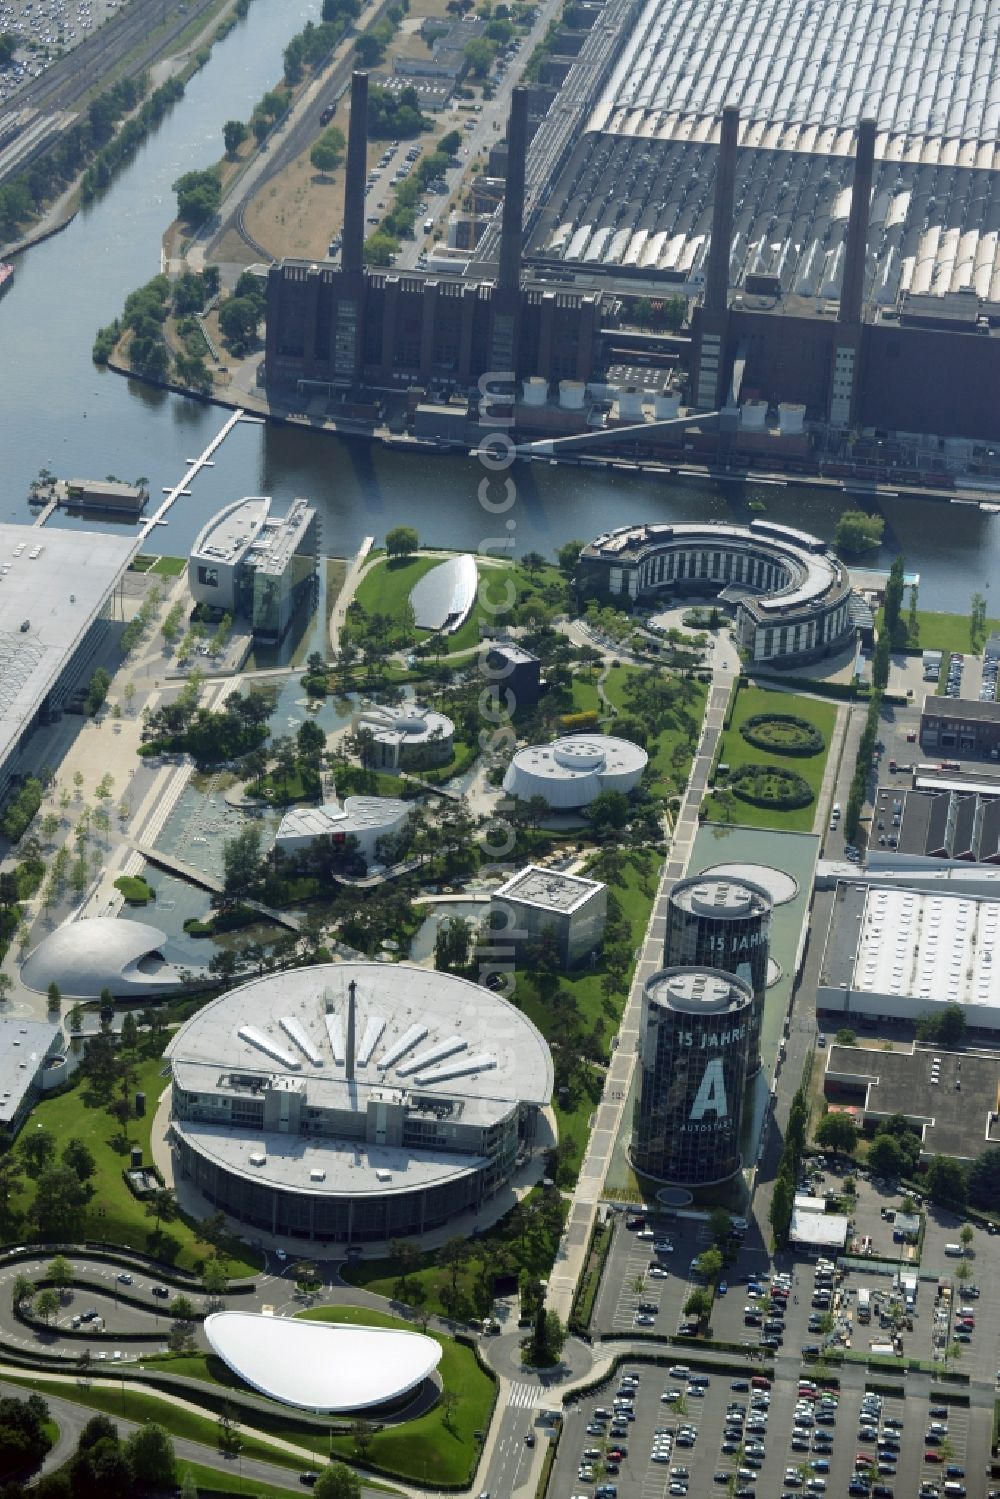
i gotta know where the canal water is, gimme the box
[2,0,998,604]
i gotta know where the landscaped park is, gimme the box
[702,684,837,831]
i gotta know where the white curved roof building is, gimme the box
[20,918,188,1000]
[165,962,553,1244]
[204,1312,441,1412]
[354,703,455,771]
[275,796,410,866]
[503,734,648,809]
[578,520,858,666]
[409,554,477,633]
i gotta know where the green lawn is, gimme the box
[10,1054,258,1277]
[600,665,707,797]
[150,555,188,578]
[877,607,1000,655]
[702,683,836,831]
[353,554,440,621]
[569,673,602,716]
[298,1306,495,1486]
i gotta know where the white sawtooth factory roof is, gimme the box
[530,0,1000,304]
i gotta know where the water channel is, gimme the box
[1,1,999,604]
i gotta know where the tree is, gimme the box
[310,126,345,174]
[19,1127,56,1179]
[683,1288,711,1320]
[814,1110,858,1156]
[124,1423,177,1491]
[866,1134,905,1179]
[970,590,988,651]
[355,29,386,64]
[522,550,546,575]
[29,1163,92,1239]
[203,1257,228,1300]
[120,1011,139,1055]
[314,1465,361,1499]
[464,35,495,75]
[386,525,419,558]
[923,1154,967,1208]
[959,1223,974,1250]
[146,1188,177,1242]
[834,1028,857,1046]
[34,1288,60,1324]
[47,1255,73,1294]
[834,509,884,555]
[966,1146,1000,1210]
[173,167,221,222]
[222,824,263,895]
[222,119,247,156]
[916,1002,966,1046]
[708,1207,733,1245]
[694,1247,723,1284]
[769,1171,794,1246]
[872,631,891,689]
[883,554,906,643]
[218,296,261,348]
[363,231,400,267]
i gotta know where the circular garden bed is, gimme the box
[729,762,814,810]
[739,712,824,757]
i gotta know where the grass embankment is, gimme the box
[9,1056,257,1277]
[298,1306,495,1487]
[1,1375,316,1475]
[702,684,836,831]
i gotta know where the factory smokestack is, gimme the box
[345,979,357,1083]
[705,105,740,315]
[342,71,369,276]
[840,116,876,325]
[499,86,528,293]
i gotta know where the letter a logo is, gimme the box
[690,1058,728,1121]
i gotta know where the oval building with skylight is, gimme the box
[164,963,553,1243]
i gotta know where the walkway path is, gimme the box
[545,666,736,1323]
[329,535,374,655]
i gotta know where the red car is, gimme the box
[925,1452,943,1464]
[855,1454,874,1468]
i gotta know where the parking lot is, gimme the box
[0,0,121,100]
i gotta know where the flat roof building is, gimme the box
[491,864,607,968]
[824,1041,1000,1163]
[790,1194,849,1251]
[0,1020,63,1139]
[164,962,553,1244]
[818,880,1000,1030]
[189,497,318,644]
[0,523,138,801]
[483,643,541,707]
[920,696,1000,760]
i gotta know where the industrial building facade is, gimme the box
[663,875,772,1078]
[631,967,752,1186]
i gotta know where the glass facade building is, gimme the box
[663,874,772,1077]
[631,967,752,1186]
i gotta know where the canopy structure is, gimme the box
[204,1312,442,1411]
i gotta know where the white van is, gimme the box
[944,1243,963,1257]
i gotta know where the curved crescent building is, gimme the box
[631,967,752,1186]
[164,963,552,1244]
[578,520,856,667]
[664,875,772,1078]
[503,733,648,809]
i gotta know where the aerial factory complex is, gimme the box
[266,0,1000,449]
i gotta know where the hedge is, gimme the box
[729,762,814,809]
[740,712,825,757]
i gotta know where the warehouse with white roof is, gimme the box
[818,879,1000,1030]
[164,962,553,1243]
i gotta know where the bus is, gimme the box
[857,1287,871,1323]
